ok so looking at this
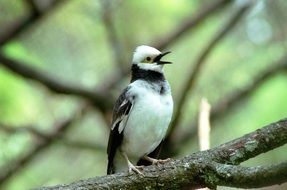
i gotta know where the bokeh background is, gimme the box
[0,0,286,189]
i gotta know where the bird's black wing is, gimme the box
[107,87,133,174]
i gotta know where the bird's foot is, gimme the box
[144,156,171,165]
[127,162,144,176]
[121,150,145,176]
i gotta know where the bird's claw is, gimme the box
[144,156,171,165]
[128,163,145,176]
[154,158,171,165]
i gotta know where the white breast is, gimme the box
[121,80,173,162]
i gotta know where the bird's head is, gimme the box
[132,45,172,73]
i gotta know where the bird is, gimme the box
[107,45,173,175]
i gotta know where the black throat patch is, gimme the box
[131,64,165,83]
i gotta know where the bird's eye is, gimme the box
[146,57,151,62]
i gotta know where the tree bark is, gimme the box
[36,118,287,190]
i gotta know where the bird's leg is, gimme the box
[143,155,171,165]
[121,151,144,176]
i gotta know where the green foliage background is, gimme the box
[0,0,286,189]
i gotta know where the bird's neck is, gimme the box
[131,64,165,83]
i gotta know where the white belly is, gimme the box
[121,87,173,162]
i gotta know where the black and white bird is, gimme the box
[107,45,173,175]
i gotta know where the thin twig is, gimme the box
[0,123,105,152]
[153,0,232,49]
[25,0,41,16]
[175,55,287,150]
[167,3,252,139]
[101,0,126,72]
[198,98,211,151]
[0,0,66,46]
[0,105,87,186]
[60,140,105,152]
[0,53,112,112]
[99,0,233,92]
[0,123,47,139]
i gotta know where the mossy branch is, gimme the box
[36,118,287,190]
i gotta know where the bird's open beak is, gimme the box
[154,51,172,65]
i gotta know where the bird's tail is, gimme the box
[107,160,114,175]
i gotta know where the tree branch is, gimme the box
[173,55,287,153]
[0,123,105,152]
[198,98,211,151]
[209,118,287,165]
[25,0,41,16]
[60,140,105,152]
[0,123,47,139]
[0,105,87,187]
[153,0,232,50]
[99,0,233,92]
[210,56,287,122]
[213,161,287,188]
[37,162,287,190]
[36,118,287,189]
[167,2,252,139]
[0,53,112,112]
[101,0,126,72]
[0,0,66,46]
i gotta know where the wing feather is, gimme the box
[107,87,133,174]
